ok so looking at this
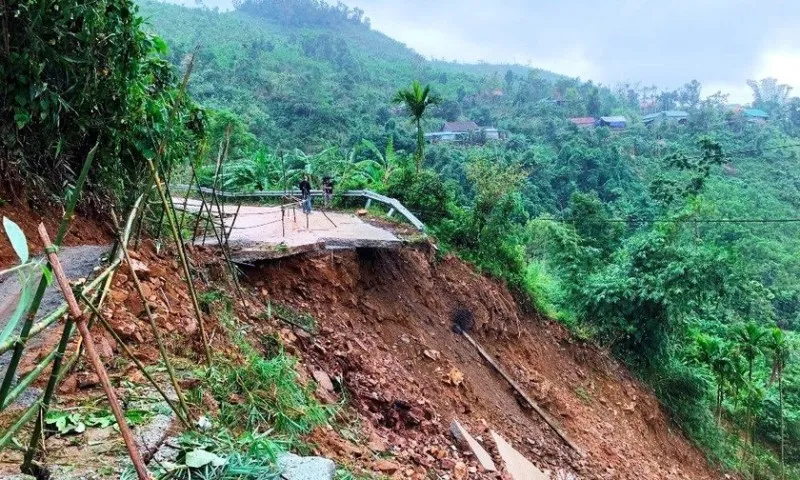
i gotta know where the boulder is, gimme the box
[277,452,335,480]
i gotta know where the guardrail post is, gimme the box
[387,208,395,217]
[365,198,372,209]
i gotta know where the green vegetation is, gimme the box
[5,0,800,477]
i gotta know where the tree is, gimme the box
[392,80,440,174]
[694,333,734,424]
[736,321,767,472]
[748,78,792,114]
[765,327,791,480]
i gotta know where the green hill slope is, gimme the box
[138,0,561,149]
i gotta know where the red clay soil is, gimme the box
[0,202,111,268]
[248,247,729,480]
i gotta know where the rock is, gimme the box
[77,372,100,389]
[373,459,401,474]
[312,370,335,393]
[356,209,369,216]
[277,453,335,480]
[129,258,150,278]
[453,461,468,480]
[59,374,78,394]
[367,432,388,452]
[450,419,497,471]
[423,349,441,361]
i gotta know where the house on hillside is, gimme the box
[597,116,627,129]
[425,121,501,143]
[642,110,689,125]
[569,117,596,128]
[744,108,769,123]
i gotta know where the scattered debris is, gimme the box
[450,419,497,472]
[491,430,549,480]
[444,367,464,386]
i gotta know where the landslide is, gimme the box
[247,247,727,480]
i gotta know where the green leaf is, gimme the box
[185,449,227,469]
[3,217,29,263]
[0,279,34,345]
[40,264,53,286]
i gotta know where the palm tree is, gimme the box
[765,327,791,480]
[392,80,440,174]
[735,322,767,476]
[695,334,734,424]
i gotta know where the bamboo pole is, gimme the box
[0,142,99,407]
[82,294,191,430]
[110,208,192,425]
[37,223,151,480]
[20,200,137,470]
[146,157,212,366]
[207,130,249,313]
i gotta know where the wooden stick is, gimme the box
[83,295,191,430]
[38,223,151,480]
[111,209,193,425]
[146,158,212,365]
[460,331,583,456]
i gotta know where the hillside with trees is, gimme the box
[2,0,800,477]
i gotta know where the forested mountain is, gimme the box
[82,0,800,477]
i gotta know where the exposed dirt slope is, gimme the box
[248,247,727,480]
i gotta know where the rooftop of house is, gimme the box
[744,108,769,118]
[599,116,627,123]
[642,110,689,122]
[442,121,480,132]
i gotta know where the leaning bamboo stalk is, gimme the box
[1,347,58,410]
[82,294,191,430]
[21,203,133,471]
[1,352,79,452]
[146,157,212,366]
[37,224,151,480]
[0,142,99,407]
[208,131,249,313]
[110,208,192,425]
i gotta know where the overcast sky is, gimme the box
[174,0,800,103]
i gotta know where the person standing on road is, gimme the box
[322,176,334,208]
[299,175,312,214]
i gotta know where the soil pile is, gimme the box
[249,247,727,480]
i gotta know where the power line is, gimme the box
[532,217,800,225]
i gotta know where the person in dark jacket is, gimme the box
[299,175,312,214]
[322,176,334,208]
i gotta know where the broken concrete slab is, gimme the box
[450,419,497,472]
[490,430,548,480]
[277,452,336,480]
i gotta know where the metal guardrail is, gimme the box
[171,185,426,231]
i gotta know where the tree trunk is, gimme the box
[780,375,785,480]
[415,118,424,174]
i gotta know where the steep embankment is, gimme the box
[248,247,727,480]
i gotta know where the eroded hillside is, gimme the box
[248,246,728,480]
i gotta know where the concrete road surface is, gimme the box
[177,199,401,262]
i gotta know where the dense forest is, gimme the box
[3,0,800,477]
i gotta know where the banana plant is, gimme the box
[0,217,51,346]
